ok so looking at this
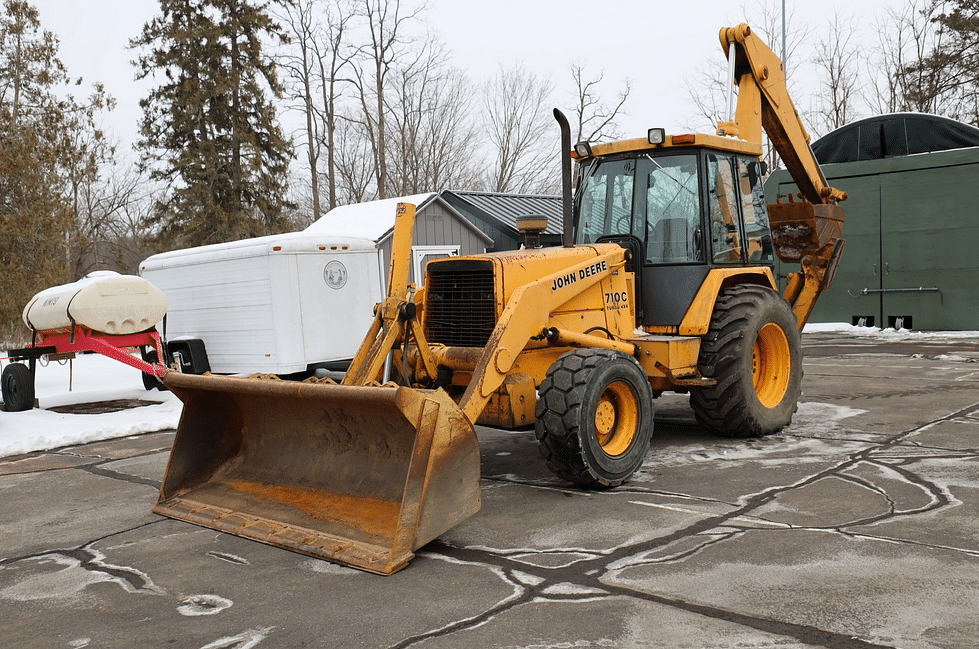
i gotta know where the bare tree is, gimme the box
[481,64,557,194]
[683,54,732,134]
[279,0,325,221]
[334,117,377,204]
[413,67,481,191]
[386,38,481,195]
[812,10,862,135]
[71,160,160,276]
[568,61,631,144]
[384,35,444,195]
[867,0,958,117]
[316,1,355,210]
[278,0,354,219]
[349,0,426,199]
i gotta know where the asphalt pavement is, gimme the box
[2,330,978,649]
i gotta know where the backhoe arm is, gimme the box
[717,24,846,206]
[716,24,847,330]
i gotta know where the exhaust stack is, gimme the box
[553,108,575,248]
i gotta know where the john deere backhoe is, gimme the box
[154,24,846,575]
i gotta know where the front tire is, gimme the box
[2,363,35,412]
[536,349,654,488]
[691,284,802,437]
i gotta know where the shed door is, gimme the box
[780,160,970,330]
[412,246,459,286]
[878,165,970,330]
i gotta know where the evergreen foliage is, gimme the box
[928,0,979,123]
[131,0,294,249]
[0,0,109,342]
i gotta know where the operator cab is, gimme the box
[572,132,774,327]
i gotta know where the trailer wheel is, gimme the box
[536,349,654,488]
[141,349,169,392]
[2,363,35,412]
[691,284,802,437]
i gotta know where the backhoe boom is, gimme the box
[716,23,847,329]
[717,23,846,206]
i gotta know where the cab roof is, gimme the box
[572,132,763,161]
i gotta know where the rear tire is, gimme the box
[536,349,654,488]
[2,363,35,412]
[691,284,802,437]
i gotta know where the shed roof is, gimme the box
[812,113,979,164]
[442,190,564,236]
[304,192,492,245]
[303,193,438,240]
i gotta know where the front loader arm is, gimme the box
[457,247,632,425]
[343,202,417,386]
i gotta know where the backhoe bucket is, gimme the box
[154,372,481,575]
[768,199,845,263]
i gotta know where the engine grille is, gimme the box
[424,260,497,347]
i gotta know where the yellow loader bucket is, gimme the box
[154,372,481,575]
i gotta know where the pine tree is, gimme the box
[131,0,294,249]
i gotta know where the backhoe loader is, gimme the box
[154,24,846,575]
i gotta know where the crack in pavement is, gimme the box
[5,388,975,648]
[399,399,979,649]
[400,541,893,649]
[81,463,162,490]
[0,521,169,610]
[0,520,166,569]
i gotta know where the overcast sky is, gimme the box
[32,0,904,158]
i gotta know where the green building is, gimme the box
[765,113,979,330]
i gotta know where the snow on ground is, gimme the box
[803,322,979,341]
[0,323,975,460]
[0,353,181,458]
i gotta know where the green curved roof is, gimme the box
[812,113,979,164]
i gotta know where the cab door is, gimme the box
[636,152,709,326]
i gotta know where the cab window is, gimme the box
[577,159,634,243]
[641,154,701,264]
[736,158,775,264]
[707,154,743,263]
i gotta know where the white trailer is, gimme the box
[139,232,383,376]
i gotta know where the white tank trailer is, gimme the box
[2,272,170,413]
[23,271,169,335]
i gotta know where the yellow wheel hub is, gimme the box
[594,381,639,457]
[753,322,791,408]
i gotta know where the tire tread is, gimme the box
[691,284,801,438]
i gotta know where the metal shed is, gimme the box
[441,190,563,250]
[765,113,979,330]
[307,192,493,285]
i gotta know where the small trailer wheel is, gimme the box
[2,363,36,412]
[141,349,169,392]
